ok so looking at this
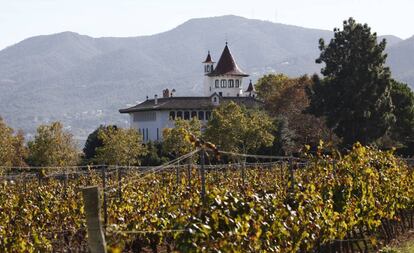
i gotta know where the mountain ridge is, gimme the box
[0,15,412,142]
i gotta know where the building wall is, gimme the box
[129,110,210,142]
[203,75,244,97]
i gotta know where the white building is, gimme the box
[119,43,260,142]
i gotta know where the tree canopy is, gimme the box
[308,17,395,147]
[83,125,118,163]
[27,122,79,166]
[388,80,414,155]
[203,101,274,154]
[0,117,27,167]
[255,74,337,153]
[95,126,147,165]
[163,118,201,158]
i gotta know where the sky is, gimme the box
[1,0,413,50]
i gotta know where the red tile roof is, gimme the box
[208,44,249,77]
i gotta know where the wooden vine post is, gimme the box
[82,186,107,253]
[200,148,206,204]
[101,165,108,227]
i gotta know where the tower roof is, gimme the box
[208,44,249,77]
[202,51,214,63]
[245,80,255,92]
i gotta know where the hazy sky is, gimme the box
[1,0,413,50]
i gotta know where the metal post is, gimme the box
[117,166,122,202]
[176,162,180,187]
[241,162,246,186]
[64,168,68,197]
[101,166,107,227]
[289,159,295,192]
[200,149,206,204]
[187,158,192,189]
[82,186,107,253]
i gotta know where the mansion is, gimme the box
[119,43,262,142]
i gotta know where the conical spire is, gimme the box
[202,51,214,63]
[245,80,255,92]
[208,44,248,77]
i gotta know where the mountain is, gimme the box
[387,36,414,86]
[0,15,412,142]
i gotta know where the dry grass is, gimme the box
[380,230,414,253]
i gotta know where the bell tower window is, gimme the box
[215,80,219,88]
[235,80,240,88]
[221,79,227,88]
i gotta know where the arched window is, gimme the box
[206,111,212,120]
[215,80,219,88]
[228,79,234,88]
[177,111,183,119]
[206,65,210,72]
[198,111,205,120]
[191,111,197,118]
[213,97,217,102]
[235,79,240,88]
[169,111,176,120]
[221,79,227,88]
[184,111,190,120]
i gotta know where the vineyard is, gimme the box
[1,143,414,252]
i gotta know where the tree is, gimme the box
[308,18,395,147]
[203,102,274,154]
[256,74,337,153]
[388,80,414,155]
[83,125,117,163]
[255,74,290,102]
[28,122,79,166]
[162,118,201,158]
[0,117,27,167]
[259,116,296,156]
[141,141,169,166]
[95,126,147,165]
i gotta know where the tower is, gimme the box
[203,43,249,97]
[202,51,215,96]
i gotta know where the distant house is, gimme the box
[119,43,261,142]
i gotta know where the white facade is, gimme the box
[129,109,211,142]
[203,75,244,97]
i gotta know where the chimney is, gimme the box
[154,94,158,105]
[163,89,170,98]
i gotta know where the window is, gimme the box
[169,111,176,120]
[206,111,212,120]
[191,111,197,118]
[235,80,240,88]
[215,80,219,88]
[228,79,234,88]
[206,65,210,72]
[198,111,205,120]
[184,111,190,120]
[177,111,183,119]
[157,128,159,140]
[146,128,149,141]
[133,111,156,122]
[221,79,227,88]
[213,97,217,102]
[219,92,222,96]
